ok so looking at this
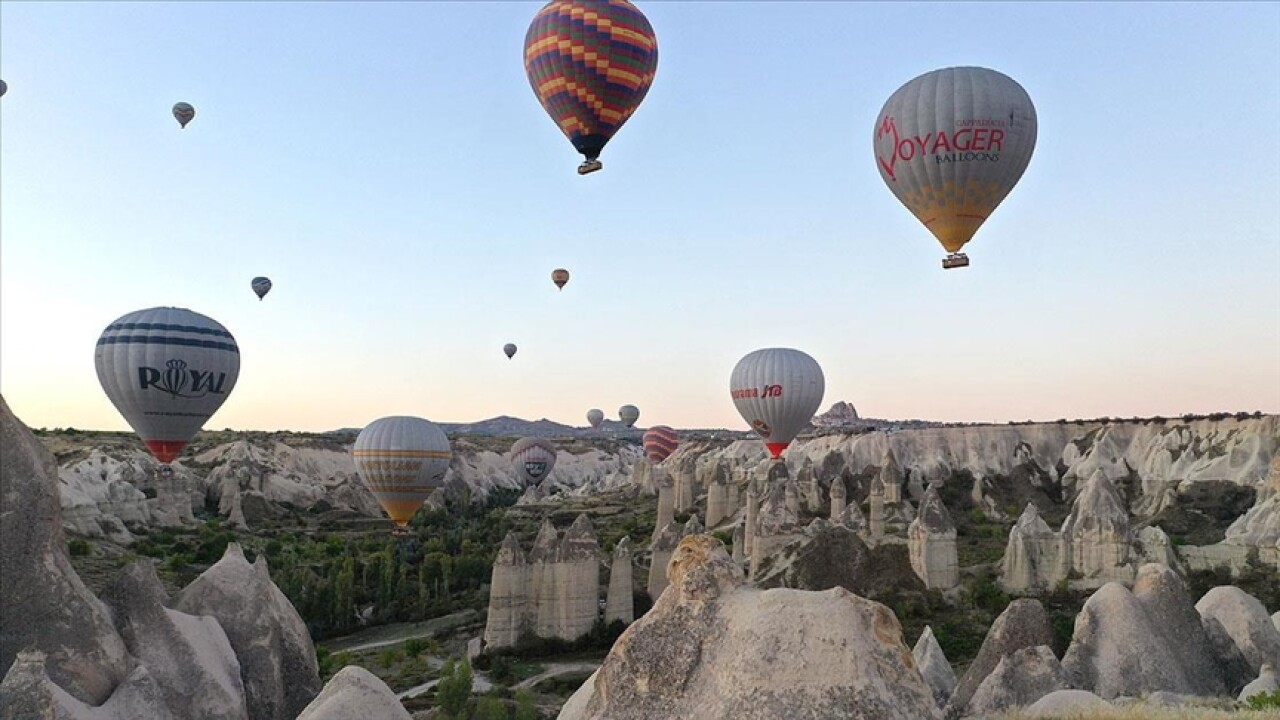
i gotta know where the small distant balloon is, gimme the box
[251,277,272,301]
[586,409,604,430]
[0,80,7,97]
[510,437,558,485]
[172,102,195,129]
[619,404,640,428]
[504,343,518,359]
[552,268,570,290]
[642,425,679,464]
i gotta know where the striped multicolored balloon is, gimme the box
[642,425,678,463]
[511,437,558,484]
[523,0,658,172]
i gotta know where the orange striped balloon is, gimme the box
[524,0,658,170]
[643,425,678,463]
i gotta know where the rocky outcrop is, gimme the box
[654,467,675,532]
[945,599,1054,719]
[879,449,904,504]
[751,477,802,576]
[648,521,684,599]
[829,477,846,521]
[1062,564,1233,699]
[1239,663,1279,702]
[963,645,1068,717]
[173,543,321,720]
[558,535,941,720]
[1062,469,1133,584]
[753,525,879,595]
[483,533,529,649]
[557,515,601,641]
[913,626,956,709]
[0,396,132,704]
[294,666,411,720]
[100,561,247,720]
[605,537,634,626]
[908,485,959,590]
[1195,586,1280,674]
[1023,689,1112,718]
[530,519,561,639]
[1000,504,1065,592]
[705,464,731,527]
[57,450,152,542]
[0,649,176,720]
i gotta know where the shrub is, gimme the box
[514,689,538,720]
[68,539,92,557]
[473,696,508,720]
[404,637,428,657]
[436,658,473,718]
[1247,688,1280,710]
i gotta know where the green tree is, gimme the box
[472,696,508,720]
[436,658,473,719]
[514,689,537,720]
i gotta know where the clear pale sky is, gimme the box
[2,2,1278,433]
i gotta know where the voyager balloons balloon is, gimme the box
[95,307,240,465]
[642,425,678,463]
[586,408,604,430]
[618,404,640,428]
[172,102,196,129]
[251,277,272,300]
[524,0,658,175]
[353,416,452,533]
[510,437,558,485]
[730,348,824,460]
[873,66,1037,269]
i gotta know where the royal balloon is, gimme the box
[94,307,240,465]
[874,67,1037,269]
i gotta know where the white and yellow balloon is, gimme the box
[353,416,452,532]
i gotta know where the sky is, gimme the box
[1,2,1278,433]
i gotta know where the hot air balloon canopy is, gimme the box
[873,66,1037,269]
[95,307,240,465]
[353,416,452,532]
[172,102,196,129]
[618,404,640,428]
[552,268,570,290]
[524,0,658,174]
[730,348,824,460]
[642,425,678,463]
[251,277,272,300]
[586,408,604,429]
[511,437,558,484]
[504,343,518,359]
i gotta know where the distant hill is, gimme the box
[330,415,744,438]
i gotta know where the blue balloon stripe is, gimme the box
[105,322,234,338]
[97,336,240,353]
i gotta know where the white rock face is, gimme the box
[945,599,1054,719]
[57,450,153,542]
[605,537,634,626]
[913,626,956,709]
[483,533,529,650]
[1195,586,1280,674]
[648,521,684,599]
[964,645,1068,717]
[295,666,411,720]
[0,650,177,720]
[1000,504,1065,592]
[557,515,602,642]
[1239,663,1279,702]
[173,543,321,720]
[1061,469,1133,584]
[559,535,942,720]
[908,485,958,590]
[1273,611,1280,633]
[1023,689,1112,718]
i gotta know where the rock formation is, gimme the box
[557,535,941,720]
[705,464,731,527]
[558,514,601,641]
[647,521,684,599]
[744,480,759,561]
[731,522,745,566]
[1195,585,1280,674]
[1061,564,1233,699]
[751,477,802,576]
[100,561,248,720]
[945,599,1054,719]
[839,500,867,534]
[1,396,132,704]
[530,519,561,639]
[869,471,885,539]
[483,532,529,649]
[880,449,904,504]
[1240,663,1279,702]
[173,543,321,720]
[0,649,176,720]
[1023,689,1112,718]
[963,645,1068,717]
[294,666,411,720]
[1061,469,1134,584]
[1000,503,1066,592]
[913,626,957,709]
[784,475,801,517]
[829,477,846,522]
[653,467,674,536]
[908,484,959,590]
[605,537,634,626]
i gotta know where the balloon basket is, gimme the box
[942,253,970,270]
[577,159,603,175]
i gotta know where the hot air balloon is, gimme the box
[619,404,639,428]
[873,66,1037,269]
[524,0,659,175]
[730,348,824,461]
[552,268,570,290]
[511,437,558,485]
[0,80,7,97]
[251,277,272,301]
[95,307,240,467]
[642,425,678,463]
[504,343,518,359]
[353,416,452,533]
[172,102,196,129]
[586,408,604,430]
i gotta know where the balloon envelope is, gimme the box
[251,277,272,300]
[172,102,195,129]
[353,416,452,529]
[586,409,604,429]
[524,0,658,167]
[618,404,640,428]
[95,307,240,464]
[511,437,558,485]
[0,80,7,97]
[552,268,570,290]
[504,343,518,359]
[873,66,1037,255]
[642,425,678,463]
[730,348,824,459]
